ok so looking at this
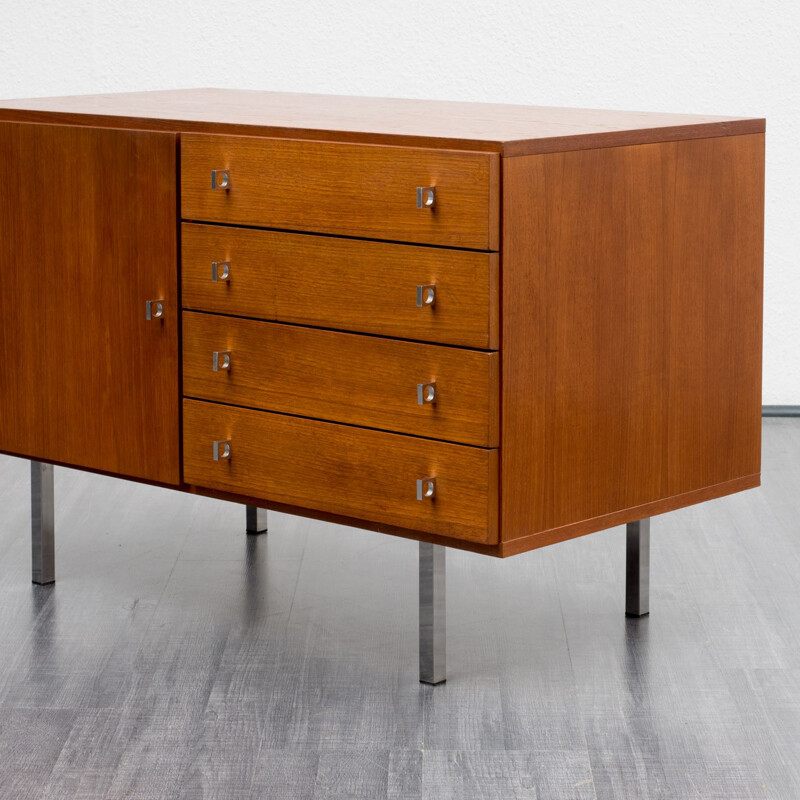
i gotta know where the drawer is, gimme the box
[183,399,498,544]
[183,312,499,447]
[180,135,499,250]
[182,224,499,349]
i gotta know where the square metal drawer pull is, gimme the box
[212,440,232,461]
[212,351,232,371]
[211,169,230,190]
[212,261,231,282]
[145,300,164,320]
[416,477,436,500]
[417,382,436,405]
[416,186,435,208]
[417,284,436,307]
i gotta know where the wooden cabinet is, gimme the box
[0,122,180,485]
[0,89,765,556]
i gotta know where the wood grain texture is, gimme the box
[182,223,499,349]
[181,134,498,250]
[0,88,765,156]
[500,473,759,557]
[184,482,503,556]
[183,312,498,447]
[663,137,765,497]
[0,122,180,484]
[183,399,498,543]
[500,134,764,549]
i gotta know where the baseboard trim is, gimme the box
[762,405,800,417]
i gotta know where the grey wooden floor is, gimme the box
[0,420,798,799]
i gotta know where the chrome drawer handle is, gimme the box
[211,170,230,190]
[212,261,231,282]
[416,477,436,500]
[213,440,232,461]
[417,284,436,307]
[417,382,436,405]
[145,300,164,320]
[416,186,435,208]
[212,351,232,371]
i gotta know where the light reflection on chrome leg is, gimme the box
[246,505,268,535]
[31,461,55,585]
[419,541,446,684]
[626,518,650,617]
[243,529,267,625]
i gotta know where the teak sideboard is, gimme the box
[0,89,764,683]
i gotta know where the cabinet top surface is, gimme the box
[0,88,764,156]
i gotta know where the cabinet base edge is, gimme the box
[0,448,499,555]
[1,450,759,558]
[184,483,501,555]
[500,473,760,557]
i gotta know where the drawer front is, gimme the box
[181,135,499,250]
[183,312,499,447]
[182,224,499,349]
[183,399,498,543]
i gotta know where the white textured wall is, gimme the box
[2,1,797,402]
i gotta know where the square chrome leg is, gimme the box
[246,505,268,535]
[419,541,446,684]
[626,518,650,617]
[31,461,55,585]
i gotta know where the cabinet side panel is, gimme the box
[664,135,764,496]
[501,135,764,545]
[0,122,180,484]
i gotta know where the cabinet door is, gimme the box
[0,122,179,484]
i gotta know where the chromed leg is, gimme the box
[419,541,446,684]
[246,505,268,535]
[626,518,650,617]
[31,461,55,585]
